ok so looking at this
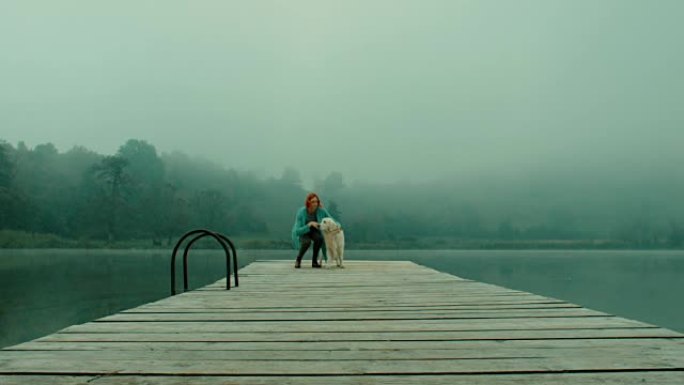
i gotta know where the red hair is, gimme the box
[305,192,323,210]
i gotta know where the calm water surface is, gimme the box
[1,249,682,348]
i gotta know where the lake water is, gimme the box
[1,249,682,348]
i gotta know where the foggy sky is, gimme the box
[2,0,683,187]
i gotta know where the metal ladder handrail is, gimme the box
[170,229,238,295]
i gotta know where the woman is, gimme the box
[291,192,339,268]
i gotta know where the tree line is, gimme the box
[1,138,683,248]
[0,139,285,245]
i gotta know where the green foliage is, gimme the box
[91,156,131,242]
[0,230,79,248]
[0,138,683,249]
[0,142,24,230]
[317,171,346,199]
[668,220,684,247]
[327,200,342,222]
[0,142,13,189]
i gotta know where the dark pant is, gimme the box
[296,229,323,264]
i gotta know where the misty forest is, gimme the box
[1,138,683,249]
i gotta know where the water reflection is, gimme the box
[1,249,682,348]
[0,249,251,348]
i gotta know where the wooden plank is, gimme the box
[1,354,683,375]
[58,317,651,334]
[10,337,682,352]
[96,308,607,322]
[3,372,684,385]
[0,376,95,385]
[3,339,684,361]
[125,304,580,312]
[138,295,547,308]
[133,298,571,307]
[32,328,682,343]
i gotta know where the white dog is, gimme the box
[319,217,345,268]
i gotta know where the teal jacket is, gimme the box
[291,206,340,261]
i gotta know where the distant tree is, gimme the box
[668,220,684,247]
[347,219,369,244]
[117,139,166,239]
[258,167,307,235]
[458,204,485,238]
[327,200,342,222]
[158,183,191,245]
[61,146,103,237]
[0,141,12,189]
[191,189,229,231]
[0,142,28,229]
[279,167,302,187]
[497,219,520,240]
[117,139,165,185]
[92,156,131,242]
[12,142,67,234]
[545,208,579,239]
[231,204,267,234]
[318,171,345,199]
[618,214,655,247]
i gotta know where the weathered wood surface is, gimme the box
[1,260,682,384]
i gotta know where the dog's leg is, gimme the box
[322,233,331,268]
[337,246,343,267]
[325,234,336,268]
[330,248,338,268]
[338,235,345,267]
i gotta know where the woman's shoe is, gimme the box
[294,260,301,268]
[312,261,322,268]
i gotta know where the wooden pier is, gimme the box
[1,260,683,384]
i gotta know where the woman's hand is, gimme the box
[307,221,320,229]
